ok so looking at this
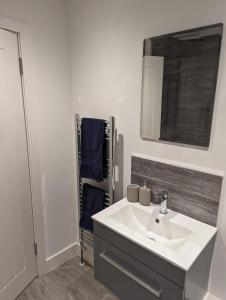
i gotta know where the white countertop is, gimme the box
[92,198,217,271]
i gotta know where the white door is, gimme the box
[0,29,37,300]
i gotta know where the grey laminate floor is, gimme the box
[17,256,119,300]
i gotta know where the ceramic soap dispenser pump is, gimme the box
[139,181,151,206]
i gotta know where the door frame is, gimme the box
[0,16,47,275]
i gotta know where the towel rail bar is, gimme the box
[76,117,110,124]
[81,231,93,240]
[81,229,93,238]
[75,113,115,266]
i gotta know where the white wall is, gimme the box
[68,0,226,298]
[0,0,77,271]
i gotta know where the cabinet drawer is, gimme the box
[94,221,185,287]
[94,235,184,300]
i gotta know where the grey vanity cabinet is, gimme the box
[94,221,214,300]
[94,235,184,300]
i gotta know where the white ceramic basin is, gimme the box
[92,198,217,271]
[109,204,192,250]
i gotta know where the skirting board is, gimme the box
[204,293,221,300]
[45,242,80,273]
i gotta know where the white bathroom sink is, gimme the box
[92,198,217,271]
[109,204,192,250]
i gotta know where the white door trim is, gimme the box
[0,16,47,275]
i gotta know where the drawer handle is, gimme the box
[100,252,162,298]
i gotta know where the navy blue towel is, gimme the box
[80,118,105,182]
[80,183,105,232]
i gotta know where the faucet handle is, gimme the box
[156,191,168,214]
[156,191,168,202]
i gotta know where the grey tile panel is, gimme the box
[131,156,223,226]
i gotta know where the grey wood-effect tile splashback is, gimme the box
[131,156,223,226]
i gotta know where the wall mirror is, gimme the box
[140,24,223,148]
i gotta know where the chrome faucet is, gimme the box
[156,191,168,214]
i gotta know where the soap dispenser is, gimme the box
[139,181,151,206]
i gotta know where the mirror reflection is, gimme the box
[141,24,223,147]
